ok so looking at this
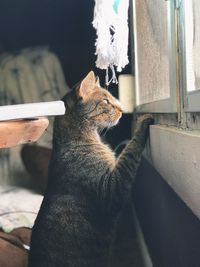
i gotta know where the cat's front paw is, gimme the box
[135,114,154,136]
[137,114,154,128]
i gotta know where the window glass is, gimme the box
[133,0,171,105]
[184,0,200,92]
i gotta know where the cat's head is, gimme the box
[62,71,122,131]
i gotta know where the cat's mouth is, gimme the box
[108,110,122,127]
[114,107,122,120]
[110,118,120,127]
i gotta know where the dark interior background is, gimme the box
[0,0,132,147]
[0,0,131,87]
[1,1,200,266]
[0,0,97,87]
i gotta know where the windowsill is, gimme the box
[145,125,200,220]
[135,97,177,113]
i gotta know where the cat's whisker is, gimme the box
[103,121,112,137]
[99,126,106,136]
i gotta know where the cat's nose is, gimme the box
[115,104,123,113]
[115,99,123,113]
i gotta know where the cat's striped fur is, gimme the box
[28,71,154,267]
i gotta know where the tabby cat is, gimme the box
[28,71,154,267]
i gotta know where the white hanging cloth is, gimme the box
[92,0,130,85]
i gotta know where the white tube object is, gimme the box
[118,74,135,113]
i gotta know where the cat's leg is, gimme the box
[115,114,154,176]
[98,115,154,214]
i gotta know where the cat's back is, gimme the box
[29,191,111,267]
[33,192,91,232]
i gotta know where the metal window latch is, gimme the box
[175,0,182,9]
[165,0,182,10]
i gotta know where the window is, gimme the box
[132,0,200,114]
[132,0,177,113]
[181,0,200,111]
[131,0,200,220]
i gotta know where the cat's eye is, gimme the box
[102,99,109,104]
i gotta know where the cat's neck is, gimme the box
[53,115,101,147]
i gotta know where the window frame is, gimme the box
[132,0,177,113]
[179,0,200,112]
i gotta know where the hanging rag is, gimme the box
[92,0,130,85]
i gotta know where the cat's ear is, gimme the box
[96,76,100,87]
[76,71,96,99]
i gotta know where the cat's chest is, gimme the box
[96,143,116,169]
